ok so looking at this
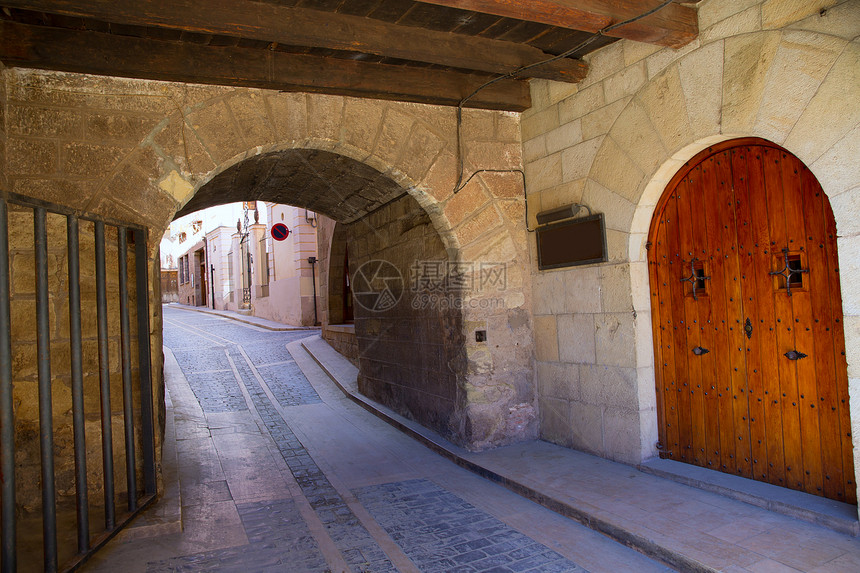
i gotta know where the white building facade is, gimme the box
[162,202,319,326]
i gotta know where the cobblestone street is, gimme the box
[81,306,668,573]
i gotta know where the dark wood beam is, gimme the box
[0,21,531,111]
[0,0,588,83]
[413,1,698,48]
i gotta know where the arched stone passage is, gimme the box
[183,150,470,443]
[149,91,536,450]
[152,93,538,450]
[175,149,408,224]
[3,70,536,452]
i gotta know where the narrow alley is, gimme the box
[81,306,667,573]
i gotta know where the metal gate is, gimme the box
[1,192,157,572]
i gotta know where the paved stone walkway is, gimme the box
[300,337,860,573]
[147,499,329,573]
[355,479,585,572]
[82,306,667,573]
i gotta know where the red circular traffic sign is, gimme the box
[271,223,290,241]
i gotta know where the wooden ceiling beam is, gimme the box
[0,21,531,111]
[0,0,588,83]
[413,0,698,48]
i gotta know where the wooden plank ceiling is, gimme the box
[0,1,698,111]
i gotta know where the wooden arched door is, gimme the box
[648,138,856,504]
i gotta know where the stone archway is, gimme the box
[2,69,537,452]
[318,221,357,362]
[175,148,409,223]
[576,27,860,499]
[179,148,470,443]
[132,86,536,450]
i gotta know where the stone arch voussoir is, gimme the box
[583,27,860,472]
[134,91,487,255]
[584,30,857,263]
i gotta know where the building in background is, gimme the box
[161,202,319,326]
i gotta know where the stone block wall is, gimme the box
[523,0,860,482]
[6,207,148,517]
[321,324,359,366]
[1,62,6,191]
[0,69,171,558]
[347,193,467,443]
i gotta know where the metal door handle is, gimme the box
[692,346,709,356]
[784,350,807,360]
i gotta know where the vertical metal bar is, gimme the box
[35,207,58,572]
[67,215,90,554]
[0,200,17,573]
[118,228,137,511]
[134,229,156,495]
[94,222,115,530]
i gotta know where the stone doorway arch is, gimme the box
[549,26,860,480]
[647,137,855,503]
[325,222,352,327]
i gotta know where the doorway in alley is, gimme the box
[647,138,855,504]
[196,248,208,307]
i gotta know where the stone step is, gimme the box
[639,457,859,536]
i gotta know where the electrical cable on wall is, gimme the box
[450,0,678,232]
[305,208,318,228]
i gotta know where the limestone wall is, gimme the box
[6,209,147,514]
[347,194,468,440]
[1,65,164,545]
[1,62,6,191]
[523,0,860,483]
